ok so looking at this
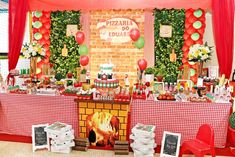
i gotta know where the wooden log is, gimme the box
[114,149,129,155]
[74,138,89,143]
[72,146,88,151]
[114,144,129,150]
[74,141,89,147]
[114,141,129,145]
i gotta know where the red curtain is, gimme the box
[29,0,211,11]
[212,0,234,78]
[8,0,29,72]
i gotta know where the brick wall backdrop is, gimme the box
[89,10,145,86]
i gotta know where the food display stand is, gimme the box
[1,0,234,156]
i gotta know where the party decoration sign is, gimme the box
[62,44,68,57]
[97,17,138,43]
[32,124,49,152]
[160,131,181,157]
[66,25,78,36]
[159,25,172,38]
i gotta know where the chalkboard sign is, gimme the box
[160,131,181,157]
[32,124,50,152]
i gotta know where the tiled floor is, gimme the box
[0,141,231,157]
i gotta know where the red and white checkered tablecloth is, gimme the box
[0,93,78,137]
[130,99,231,147]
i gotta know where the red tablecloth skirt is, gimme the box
[130,99,231,148]
[0,94,78,137]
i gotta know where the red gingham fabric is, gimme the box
[0,94,78,137]
[130,99,231,147]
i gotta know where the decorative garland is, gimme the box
[154,9,185,82]
[50,11,81,78]
[32,11,51,78]
[182,8,206,84]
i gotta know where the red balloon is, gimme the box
[187,26,196,34]
[46,40,50,45]
[33,16,38,22]
[44,33,50,40]
[190,75,198,83]
[185,39,194,47]
[43,44,50,51]
[39,26,47,34]
[185,10,193,18]
[40,15,48,24]
[183,33,190,40]
[197,27,205,34]
[187,8,194,13]
[182,45,189,52]
[195,39,203,44]
[76,31,85,45]
[33,28,39,34]
[182,58,188,64]
[183,52,189,58]
[137,59,147,71]
[36,73,42,78]
[130,28,140,41]
[44,22,51,29]
[44,12,51,18]
[199,16,206,22]
[39,38,46,45]
[80,55,89,66]
[185,22,191,29]
[188,15,197,24]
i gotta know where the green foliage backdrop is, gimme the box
[50,11,81,78]
[154,9,185,82]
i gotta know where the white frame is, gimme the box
[160,25,172,38]
[208,66,219,78]
[153,81,164,94]
[66,24,78,36]
[160,131,181,157]
[32,124,50,152]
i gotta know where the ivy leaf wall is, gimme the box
[154,9,185,82]
[50,11,81,78]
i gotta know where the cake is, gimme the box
[94,64,119,88]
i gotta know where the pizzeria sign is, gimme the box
[97,17,139,43]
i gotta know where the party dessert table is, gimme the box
[0,93,79,137]
[130,99,231,148]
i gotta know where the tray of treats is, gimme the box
[189,96,212,103]
[157,93,176,101]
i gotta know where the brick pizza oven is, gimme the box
[76,100,130,148]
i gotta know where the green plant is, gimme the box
[145,67,155,75]
[81,69,87,74]
[55,73,63,81]
[230,112,235,129]
[154,9,185,81]
[50,11,81,78]
[154,65,166,76]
